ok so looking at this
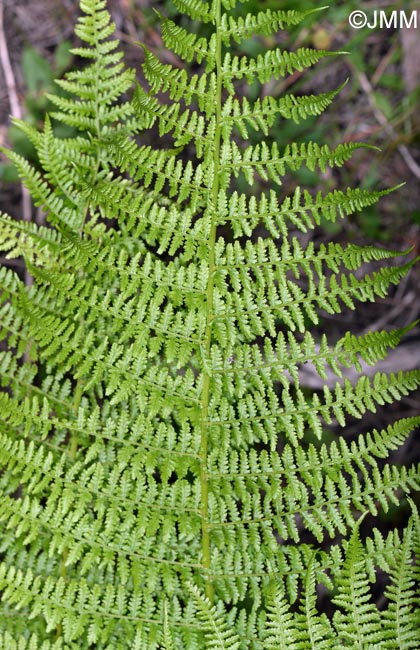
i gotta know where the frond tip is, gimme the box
[188,583,241,649]
[333,522,383,647]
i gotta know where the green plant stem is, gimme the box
[56,376,84,639]
[200,0,223,604]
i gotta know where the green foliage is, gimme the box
[0,0,419,647]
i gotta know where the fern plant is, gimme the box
[0,0,419,647]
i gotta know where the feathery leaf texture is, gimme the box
[0,0,419,647]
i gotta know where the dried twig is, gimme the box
[0,0,33,286]
[296,339,420,391]
[352,64,420,180]
[360,290,416,335]
[0,1,20,118]
[0,0,33,368]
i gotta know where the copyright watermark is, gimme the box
[348,9,417,29]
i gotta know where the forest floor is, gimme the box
[0,0,419,487]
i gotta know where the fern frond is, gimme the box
[1,0,419,647]
[334,323,417,368]
[222,140,375,187]
[0,633,66,650]
[210,253,414,342]
[382,516,420,649]
[161,601,176,650]
[0,149,83,231]
[221,84,346,140]
[219,8,326,44]
[105,138,210,210]
[141,48,217,117]
[224,186,396,238]
[170,0,213,22]
[160,18,215,67]
[296,556,334,649]
[132,84,212,154]
[221,48,339,90]
[333,523,383,647]
[50,0,134,135]
[264,584,301,650]
[188,584,241,649]
[87,181,202,256]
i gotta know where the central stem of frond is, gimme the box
[199,0,223,604]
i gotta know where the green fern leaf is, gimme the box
[333,523,383,647]
[188,584,241,649]
[382,515,420,649]
[0,0,419,647]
